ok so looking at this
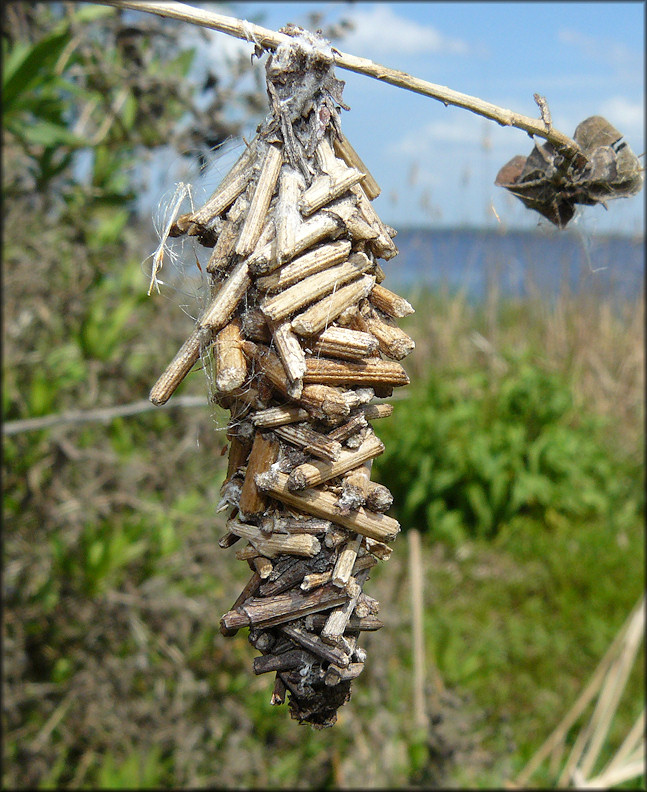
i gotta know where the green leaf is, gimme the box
[2,41,32,88]
[465,482,494,535]
[120,92,137,132]
[93,207,130,247]
[2,30,71,115]
[20,119,85,148]
[71,4,117,24]
[164,47,196,78]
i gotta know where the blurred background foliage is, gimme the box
[2,2,644,789]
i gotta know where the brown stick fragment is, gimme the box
[299,166,365,216]
[306,325,379,360]
[290,274,376,337]
[259,559,309,596]
[353,305,415,360]
[351,184,398,260]
[242,344,352,420]
[238,431,280,517]
[345,210,380,243]
[325,524,352,549]
[270,673,287,705]
[241,307,271,342]
[314,136,340,172]
[255,240,351,292]
[168,212,193,237]
[272,517,331,535]
[287,433,384,491]
[332,534,363,588]
[273,423,342,462]
[206,218,239,275]
[236,144,283,256]
[191,169,252,227]
[255,470,400,542]
[241,341,291,396]
[324,662,365,686]
[215,384,268,414]
[326,413,368,443]
[218,531,241,549]
[369,283,415,318]
[220,583,349,630]
[275,165,305,264]
[338,461,372,514]
[199,259,251,331]
[305,612,383,633]
[228,520,321,558]
[299,384,353,421]
[300,571,332,591]
[352,553,379,574]
[333,133,381,200]
[268,319,306,396]
[222,433,253,488]
[219,571,262,637]
[303,356,410,388]
[150,326,210,406]
[252,555,273,579]
[251,404,310,428]
[363,536,393,560]
[253,649,311,675]
[246,211,342,274]
[373,262,387,284]
[280,624,350,667]
[214,319,247,392]
[321,570,369,645]
[365,481,394,513]
[361,403,394,421]
[206,188,250,274]
[260,252,372,323]
[235,544,260,561]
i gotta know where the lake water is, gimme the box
[382,228,644,303]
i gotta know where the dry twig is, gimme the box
[93,0,580,158]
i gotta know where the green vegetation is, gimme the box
[375,347,642,544]
[3,4,643,789]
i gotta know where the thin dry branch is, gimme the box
[3,395,209,436]
[93,0,580,158]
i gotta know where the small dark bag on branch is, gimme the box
[495,115,643,228]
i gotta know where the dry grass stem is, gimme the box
[251,405,310,428]
[307,325,379,360]
[287,433,384,491]
[149,327,206,406]
[235,144,282,256]
[95,0,582,158]
[214,319,246,392]
[291,274,376,337]
[255,470,400,542]
[256,240,351,293]
[260,253,372,322]
[333,133,381,199]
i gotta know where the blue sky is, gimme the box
[182,2,645,234]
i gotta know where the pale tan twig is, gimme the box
[408,528,428,731]
[513,594,645,788]
[91,0,580,157]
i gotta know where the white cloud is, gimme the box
[557,28,640,76]
[203,28,254,65]
[342,4,469,58]
[598,96,645,139]
[390,116,512,157]
[180,2,255,66]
